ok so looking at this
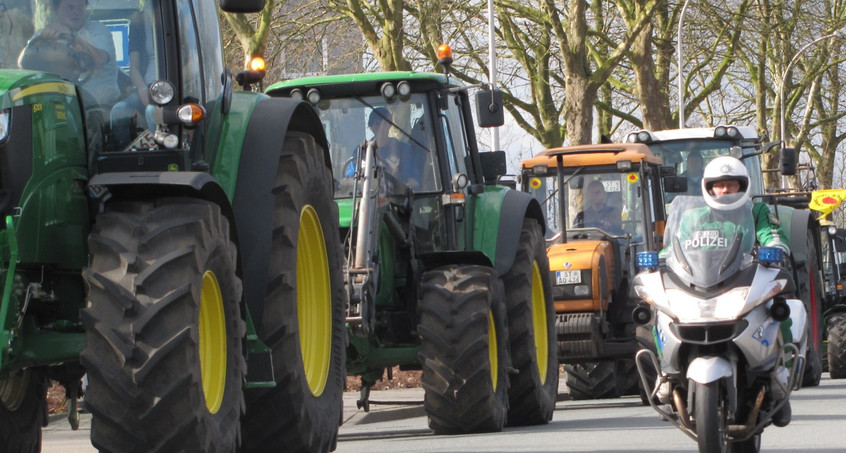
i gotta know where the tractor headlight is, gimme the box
[0,109,9,142]
[149,81,175,106]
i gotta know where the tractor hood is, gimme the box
[0,70,77,109]
[547,239,612,272]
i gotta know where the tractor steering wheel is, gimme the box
[18,35,94,85]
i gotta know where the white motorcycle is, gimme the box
[632,196,806,453]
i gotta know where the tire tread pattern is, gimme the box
[418,265,509,434]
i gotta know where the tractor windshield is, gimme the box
[526,169,649,241]
[5,0,183,152]
[647,139,765,200]
[313,94,441,197]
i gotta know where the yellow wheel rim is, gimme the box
[297,205,332,397]
[488,312,498,391]
[531,261,549,383]
[199,270,226,414]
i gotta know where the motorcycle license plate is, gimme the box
[556,270,581,285]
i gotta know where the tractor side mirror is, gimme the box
[659,165,676,177]
[780,147,797,176]
[480,151,507,183]
[663,176,688,193]
[476,89,504,128]
[220,0,265,13]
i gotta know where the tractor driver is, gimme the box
[34,0,120,107]
[368,107,421,190]
[574,179,622,234]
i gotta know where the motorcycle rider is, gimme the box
[675,156,798,426]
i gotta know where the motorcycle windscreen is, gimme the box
[664,196,756,288]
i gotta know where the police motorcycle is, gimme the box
[632,194,806,453]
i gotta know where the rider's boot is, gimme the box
[773,400,792,427]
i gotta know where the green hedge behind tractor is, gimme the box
[626,126,825,388]
[1,0,347,452]
[266,46,559,434]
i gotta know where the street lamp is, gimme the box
[487,0,499,151]
[778,26,846,147]
[677,0,693,129]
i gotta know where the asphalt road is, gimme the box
[42,372,846,452]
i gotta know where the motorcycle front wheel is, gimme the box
[695,381,729,453]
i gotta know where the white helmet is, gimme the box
[701,156,750,210]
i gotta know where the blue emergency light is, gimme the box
[637,251,659,270]
[757,246,783,264]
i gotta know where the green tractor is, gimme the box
[267,48,559,433]
[1,0,346,451]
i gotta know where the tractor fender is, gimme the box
[492,190,544,276]
[230,97,329,330]
[777,205,818,266]
[88,171,234,223]
[417,250,493,273]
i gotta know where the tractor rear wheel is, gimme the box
[502,218,557,426]
[418,265,509,434]
[564,361,619,400]
[240,132,346,453]
[82,198,244,453]
[828,313,846,379]
[0,368,46,452]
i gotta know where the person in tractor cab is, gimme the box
[574,179,623,234]
[110,0,156,147]
[32,0,120,107]
[368,107,421,189]
[682,150,705,195]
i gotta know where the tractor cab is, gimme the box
[268,72,500,255]
[7,0,234,166]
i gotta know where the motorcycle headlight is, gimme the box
[666,287,750,322]
[634,283,668,308]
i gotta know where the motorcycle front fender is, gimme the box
[686,356,733,384]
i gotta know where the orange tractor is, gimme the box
[521,143,681,399]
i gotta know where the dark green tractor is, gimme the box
[1,0,345,451]
[267,51,559,434]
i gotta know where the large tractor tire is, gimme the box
[796,230,824,387]
[564,361,619,400]
[615,359,641,397]
[82,198,244,453]
[241,132,346,453]
[502,218,557,426]
[828,313,846,379]
[0,368,47,452]
[418,265,509,434]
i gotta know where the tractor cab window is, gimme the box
[440,93,471,184]
[649,140,765,202]
[12,0,168,152]
[315,93,441,198]
[526,170,647,240]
